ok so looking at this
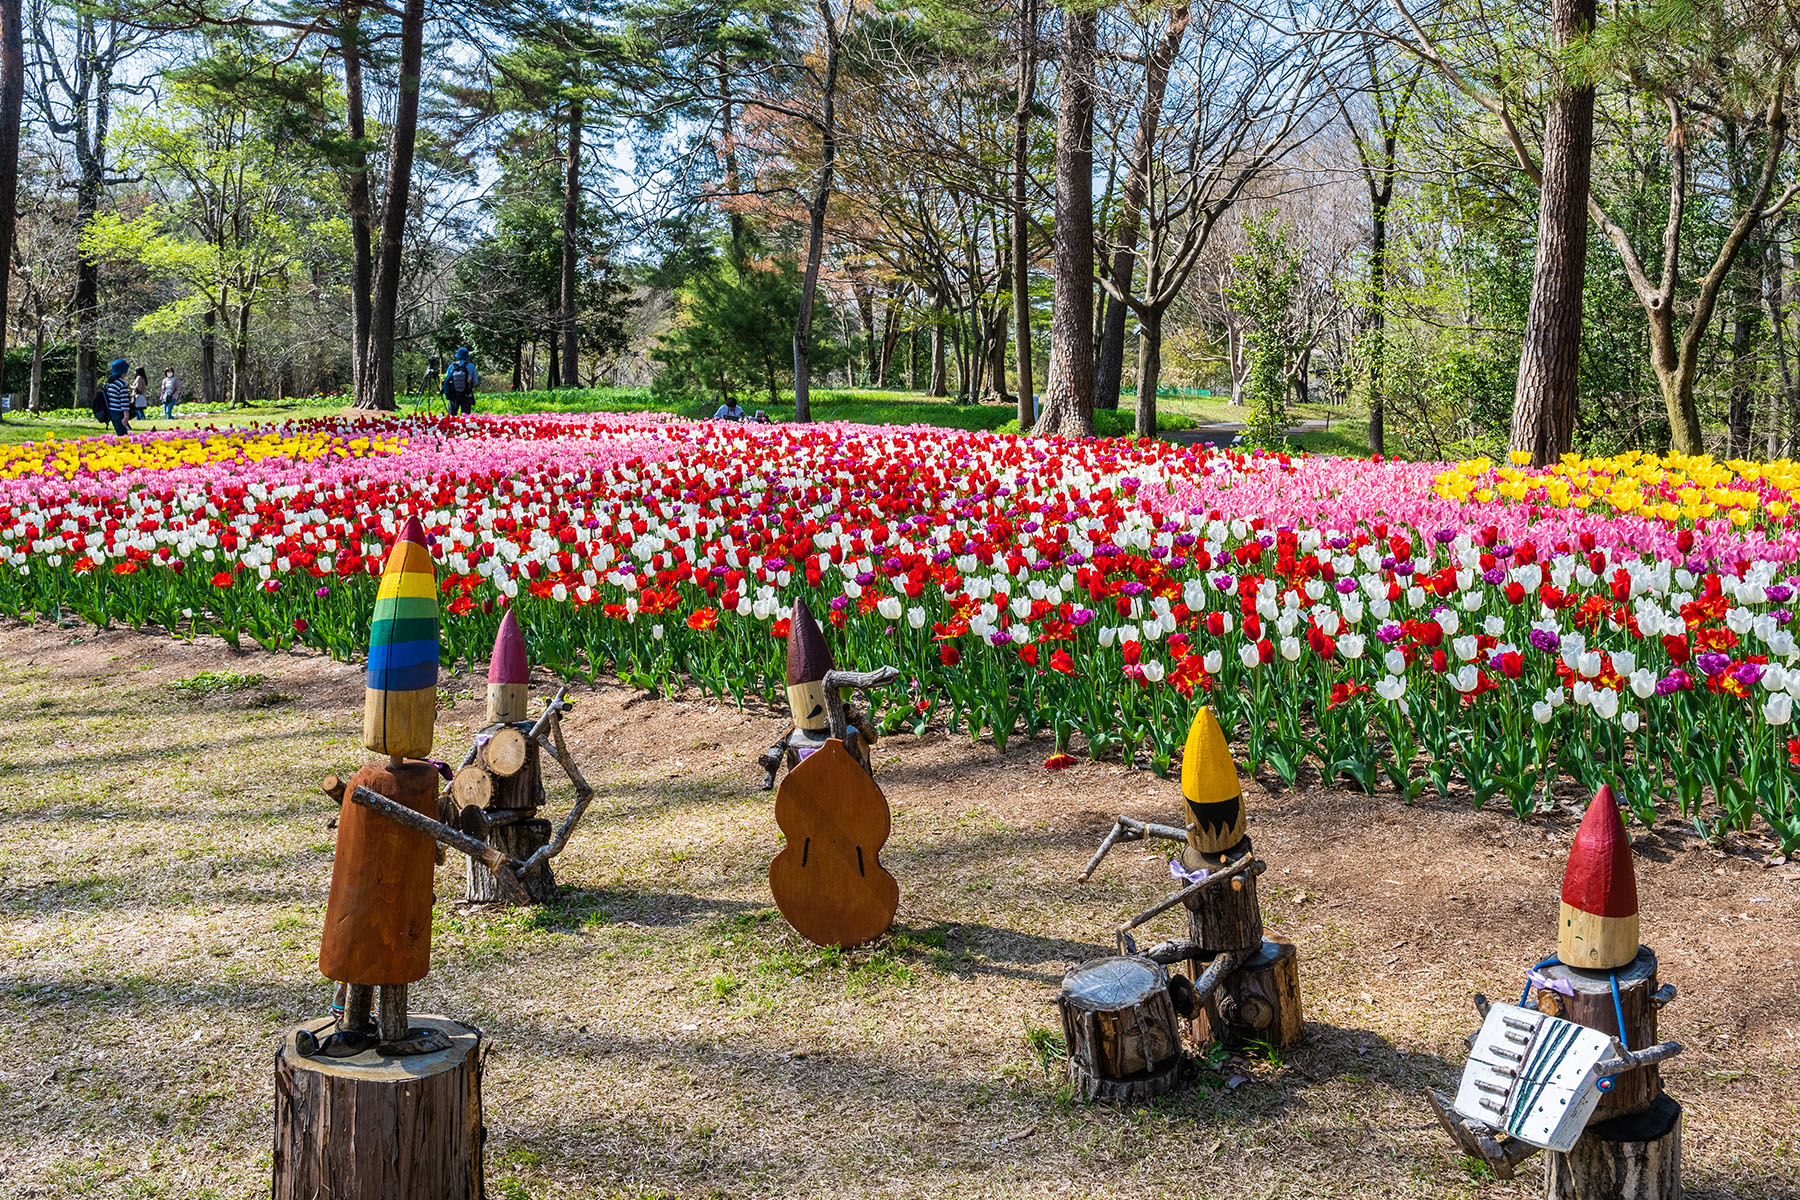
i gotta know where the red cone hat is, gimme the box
[486,608,529,724]
[1558,785,1640,970]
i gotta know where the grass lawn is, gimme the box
[1,621,1793,1198]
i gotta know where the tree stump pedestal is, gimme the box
[1059,956,1191,1102]
[273,1014,485,1199]
[1545,1093,1682,1200]
[1533,947,1681,1200]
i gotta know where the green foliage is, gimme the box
[652,248,845,408]
[2,344,77,410]
[1225,212,1302,449]
[167,670,268,699]
[994,409,1197,438]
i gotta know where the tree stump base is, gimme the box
[1531,947,1661,1120]
[273,1014,485,1199]
[1182,939,1304,1050]
[462,816,555,904]
[1059,956,1188,1103]
[1545,1092,1681,1200]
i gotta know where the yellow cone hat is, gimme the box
[1181,707,1245,855]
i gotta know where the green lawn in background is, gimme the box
[0,387,1370,452]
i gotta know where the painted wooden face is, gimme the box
[1185,793,1244,853]
[787,680,828,732]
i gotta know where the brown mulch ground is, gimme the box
[0,619,1794,1199]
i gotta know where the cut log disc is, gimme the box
[451,765,493,810]
[482,727,529,778]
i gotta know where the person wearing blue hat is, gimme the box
[102,359,134,435]
[441,347,478,415]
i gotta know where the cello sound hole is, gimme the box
[802,838,810,867]
[856,845,865,877]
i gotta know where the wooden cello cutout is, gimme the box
[769,738,899,948]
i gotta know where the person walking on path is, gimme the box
[442,347,478,415]
[130,367,149,420]
[102,359,133,436]
[160,368,180,419]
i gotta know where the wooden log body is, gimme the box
[320,760,440,986]
[464,817,556,904]
[479,726,530,782]
[1532,947,1661,1120]
[1059,956,1186,1102]
[273,1014,484,1199]
[479,729,542,810]
[1181,940,1303,1050]
[1182,835,1263,953]
[1545,1093,1681,1200]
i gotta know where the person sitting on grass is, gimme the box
[712,397,745,421]
[103,359,134,436]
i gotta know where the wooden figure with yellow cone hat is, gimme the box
[1076,705,1304,1060]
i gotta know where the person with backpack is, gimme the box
[100,359,134,435]
[441,347,478,415]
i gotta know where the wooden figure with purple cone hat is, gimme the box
[756,597,901,789]
[1425,785,1687,1199]
[444,606,600,904]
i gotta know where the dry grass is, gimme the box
[0,620,1794,1199]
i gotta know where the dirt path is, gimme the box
[0,620,1794,1199]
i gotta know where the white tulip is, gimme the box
[1454,635,1479,662]
[1533,701,1554,723]
[1280,637,1302,662]
[1593,688,1619,720]
[1385,648,1407,675]
[1339,633,1366,660]
[1629,669,1658,699]
[1203,649,1223,674]
[878,596,903,620]
[1375,674,1407,701]
[1610,649,1636,678]
[1764,693,1794,726]
[907,606,927,629]
[1622,711,1641,733]
[1141,659,1166,683]
[1238,643,1262,670]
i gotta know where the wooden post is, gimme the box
[1058,956,1188,1102]
[1531,948,1662,1120]
[1545,1093,1682,1200]
[1182,835,1264,953]
[273,1015,484,1199]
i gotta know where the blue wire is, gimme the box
[1609,971,1630,1050]
[1520,956,1561,1006]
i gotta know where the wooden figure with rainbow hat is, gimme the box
[1426,785,1687,1199]
[309,514,450,1057]
[1077,706,1304,1061]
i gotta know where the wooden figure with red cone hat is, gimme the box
[1425,785,1687,1200]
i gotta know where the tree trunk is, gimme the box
[1058,956,1187,1102]
[1544,1094,1682,1200]
[1651,308,1706,455]
[360,0,425,412]
[546,332,559,390]
[201,307,219,407]
[1768,228,1795,457]
[1096,5,1189,415]
[1508,0,1596,466]
[72,30,109,411]
[342,3,375,399]
[26,311,43,412]
[1012,0,1038,428]
[1368,204,1389,455]
[0,0,22,377]
[792,0,841,424]
[1725,121,1761,458]
[561,97,582,388]
[929,295,948,396]
[878,291,900,384]
[1135,310,1161,436]
[1035,5,1097,437]
[232,301,251,407]
[854,282,877,384]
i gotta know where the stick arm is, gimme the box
[1078,814,1189,880]
[349,786,531,904]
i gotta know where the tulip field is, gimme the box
[7,413,1800,850]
